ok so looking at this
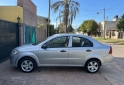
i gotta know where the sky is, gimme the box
[0,0,124,29]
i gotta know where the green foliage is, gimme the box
[86,20,98,32]
[57,23,65,33]
[51,0,80,32]
[47,24,54,36]
[37,24,44,28]
[78,20,98,33]
[67,25,74,32]
[82,20,89,32]
[77,26,81,31]
[116,14,124,31]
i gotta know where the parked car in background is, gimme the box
[10,34,113,73]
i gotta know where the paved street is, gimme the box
[101,45,124,85]
[0,45,124,85]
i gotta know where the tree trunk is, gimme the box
[64,3,69,33]
[65,17,67,33]
[119,31,121,39]
[122,31,124,39]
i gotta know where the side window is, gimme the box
[72,37,93,47]
[81,38,93,47]
[46,36,69,48]
[72,37,81,47]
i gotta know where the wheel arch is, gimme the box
[17,56,38,67]
[82,54,103,67]
[84,58,102,67]
[16,52,40,67]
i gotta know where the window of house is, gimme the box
[106,31,109,36]
[112,31,115,36]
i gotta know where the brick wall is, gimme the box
[17,0,37,45]
[17,0,37,26]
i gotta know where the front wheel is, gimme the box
[85,59,100,73]
[18,58,36,73]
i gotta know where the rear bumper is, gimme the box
[102,54,113,65]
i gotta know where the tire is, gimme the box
[18,57,37,73]
[85,59,100,73]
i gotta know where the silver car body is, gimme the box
[10,34,113,67]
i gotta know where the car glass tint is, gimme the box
[72,37,81,47]
[81,38,93,47]
[46,36,69,48]
[72,37,93,47]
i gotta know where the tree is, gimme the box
[86,20,98,33]
[78,26,82,31]
[37,24,44,28]
[51,0,80,33]
[116,14,124,38]
[47,24,54,36]
[67,25,74,33]
[82,20,88,33]
[79,20,98,36]
[57,23,65,33]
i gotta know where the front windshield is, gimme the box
[32,35,54,45]
[32,41,44,45]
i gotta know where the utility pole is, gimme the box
[48,0,51,37]
[104,8,106,39]
[106,16,108,39]
[56,18,57,29]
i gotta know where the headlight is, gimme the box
[12,49,19,55]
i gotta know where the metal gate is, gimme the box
[24,25,36,44]
[0,20,19,62]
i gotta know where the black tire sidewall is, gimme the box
[85,60,100,73]
[19,57,36,73]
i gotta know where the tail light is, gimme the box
[109,46,112,54]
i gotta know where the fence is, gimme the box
[36,28,46,42]
[24,25,36,44]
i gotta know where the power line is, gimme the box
[108,1,124,9]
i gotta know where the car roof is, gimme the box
[53,33,86,37]
[52,34,93,39]
[52,33,105,47]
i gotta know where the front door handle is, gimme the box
[60,50,66,52]
[86,49,92,52]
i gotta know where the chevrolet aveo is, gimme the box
[10,34,113,73]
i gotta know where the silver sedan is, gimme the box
[10,34,113,73]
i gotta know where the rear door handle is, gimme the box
[60,50,66,52]
[86,49,92,52]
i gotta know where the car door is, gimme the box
[38,36,70,66]
[68,36,94,66]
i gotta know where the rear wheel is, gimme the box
[85,59,100,73]
[18,58,36,73]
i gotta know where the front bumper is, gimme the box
[10,54,18,67]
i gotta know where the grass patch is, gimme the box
[94,37,124,45]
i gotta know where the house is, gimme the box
[0,0,37,45]
[0,0,48,62]
[36,16,50,41]
[99,15,120,39]
[37,16,49,29]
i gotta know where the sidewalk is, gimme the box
[102,43,124,47]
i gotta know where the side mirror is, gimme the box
[42,44,47,49]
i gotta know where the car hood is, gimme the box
[15,44,38,51]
